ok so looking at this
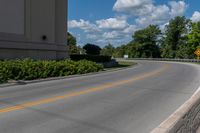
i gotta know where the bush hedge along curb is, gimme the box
[0,59,103,83]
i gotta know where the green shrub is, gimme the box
[0,59,103,83]
[70,54,111,63]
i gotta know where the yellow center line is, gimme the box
[0,64,170,114]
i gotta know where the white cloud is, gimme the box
[113,0,153,16]
[68,19,90,28]
[169,1,187,18]
[191,11,200,22]
[86,34,98,40]
[96,17,128,30]
[68,18,135,46]
[102,31,121,39]
[96,39,107,44]
[68,19,100,33]
[113,0,187,27]
[96,37,132,47]
[113,0,151,10]
[136,5,170,26]
[122,25,137,34]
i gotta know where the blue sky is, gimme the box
[68,0,200,47]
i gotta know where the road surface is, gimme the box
[0,61,199,133]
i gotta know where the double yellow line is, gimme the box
[0,64,170,114]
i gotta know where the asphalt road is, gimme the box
[0,61,200,133]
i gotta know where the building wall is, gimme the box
[0,0,68,60]
[0,0,24,35]
[55,0,67,44]
[29,0,55,43]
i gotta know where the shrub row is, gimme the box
[70,54,111,63]
[0,59,103,83]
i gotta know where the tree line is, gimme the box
[68,16,200,59]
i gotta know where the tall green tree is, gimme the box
[132,25,161,58]
[101,44,115,56]
[67,32,79,54]
[161,16,190,58]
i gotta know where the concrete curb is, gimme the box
[0,63,138,88]
[151,86,200,133]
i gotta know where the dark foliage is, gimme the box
[83,44,101,55]
[70,54,111,63]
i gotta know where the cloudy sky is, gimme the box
[68,0,200,47]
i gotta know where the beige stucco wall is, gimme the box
[0,0,68,60]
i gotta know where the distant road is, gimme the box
[0,61,199,133]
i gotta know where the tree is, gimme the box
[132,25,161,58]
[125,42,143,58]
[67,32,78,54]
[101,44,115,56]
[187,21,200,58]
[83,44,101,55]
[113,45,126,58]
[161,16,190,58]
[112,25,161,58]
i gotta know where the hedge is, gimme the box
[70,54,111,63]
[0,59,103,83]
